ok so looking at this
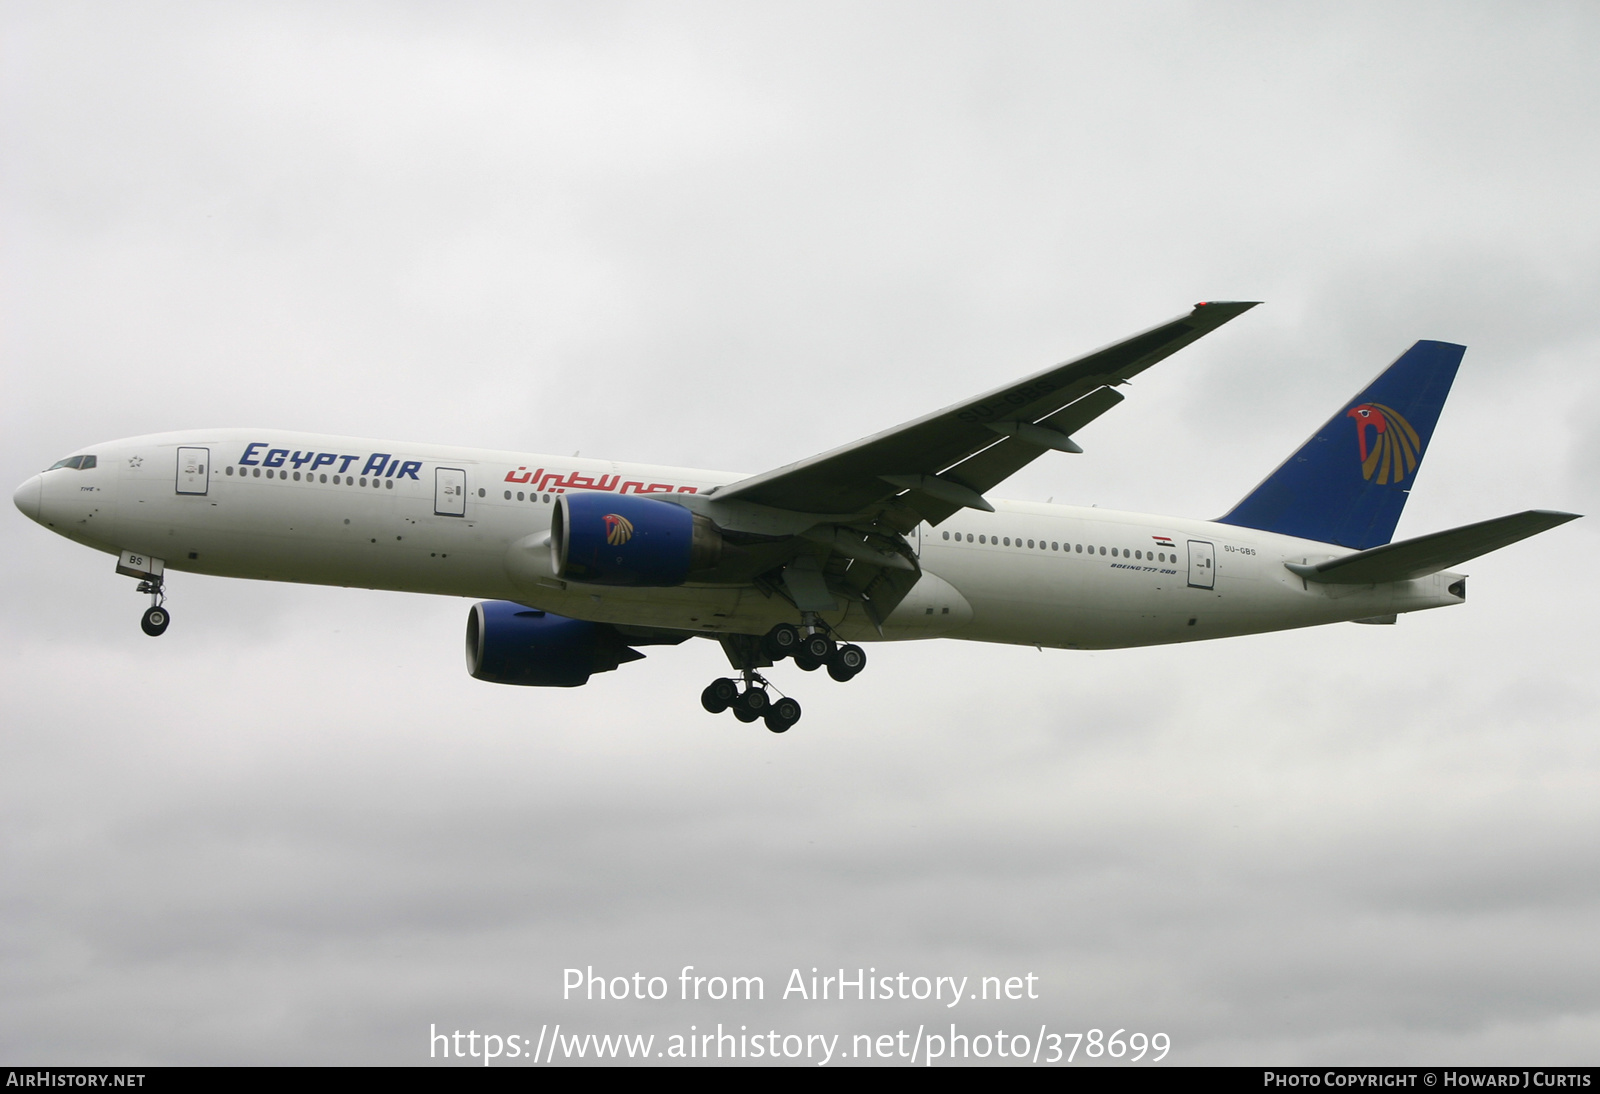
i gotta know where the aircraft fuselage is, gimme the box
[13,428,1465,649]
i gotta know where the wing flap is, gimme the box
[912,386,1128,526]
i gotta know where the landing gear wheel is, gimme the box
[701,677,738,714]
[764,697,802,734]
[737,688,770,716]
[827,643,866,681]
[141,606,170,637]
[803,633,836,661]
[763,623,802,661]
[794,651,822,672]
[733,706,760,723]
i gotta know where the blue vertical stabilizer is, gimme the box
[1216,340,1465,549]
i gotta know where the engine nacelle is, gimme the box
[465,601,646,687]
[551,492,721,586]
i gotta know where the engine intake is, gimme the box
[551,492,721,586]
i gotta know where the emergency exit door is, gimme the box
[434,468,467,516]
[1187,540,1215,590]
[175,447,209,495]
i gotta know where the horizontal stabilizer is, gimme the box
[1285,510,1580,584]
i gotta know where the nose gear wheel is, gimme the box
[135,577,170,637]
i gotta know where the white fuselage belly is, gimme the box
[35,429,1462,648]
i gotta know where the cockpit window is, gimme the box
[47,455,96,471]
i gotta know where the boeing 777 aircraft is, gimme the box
[13,302,1578,733]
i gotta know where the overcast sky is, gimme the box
[3,1,1598,1066]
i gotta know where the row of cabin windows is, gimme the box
[222,469,554,506]
[226,465,394,489]
[939,529,1175,563]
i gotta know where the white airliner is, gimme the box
[13,302,1578,733]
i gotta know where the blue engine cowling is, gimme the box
[552,492,721,586]
[466,601,648,687]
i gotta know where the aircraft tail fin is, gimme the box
[1285,510,1580,585]
[1217,340,1465,549]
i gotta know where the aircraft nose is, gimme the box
[13,474,43,522]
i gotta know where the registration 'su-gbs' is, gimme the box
[14,303,1579,734]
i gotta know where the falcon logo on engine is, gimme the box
[604,514,634,546]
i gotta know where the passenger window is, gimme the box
[1099,546,1105,555]
[225,466,234,476]
[386,480,394,490]
[979,535,986,544]
[319,474,327,483]
[1027,539,1034,548]
[942,531,949,540]
[477,488,485,497]
[966,534,973,542]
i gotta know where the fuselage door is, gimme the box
[176,447,209,495]
[1187,539,1215,590]
[434,467,467,516]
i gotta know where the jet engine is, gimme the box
[551,492,722,586]
[466,600,660,687]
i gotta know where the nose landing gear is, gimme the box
[137,579,169,636]
[117,551,171,637]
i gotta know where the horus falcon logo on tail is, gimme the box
[1347,402,1421,485]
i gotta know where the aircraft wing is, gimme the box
[709,301,1259,524]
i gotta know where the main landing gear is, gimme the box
[701,671,802,734]
[137,577,170,636]
[700,617,867,734]
[761,620,866,682]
